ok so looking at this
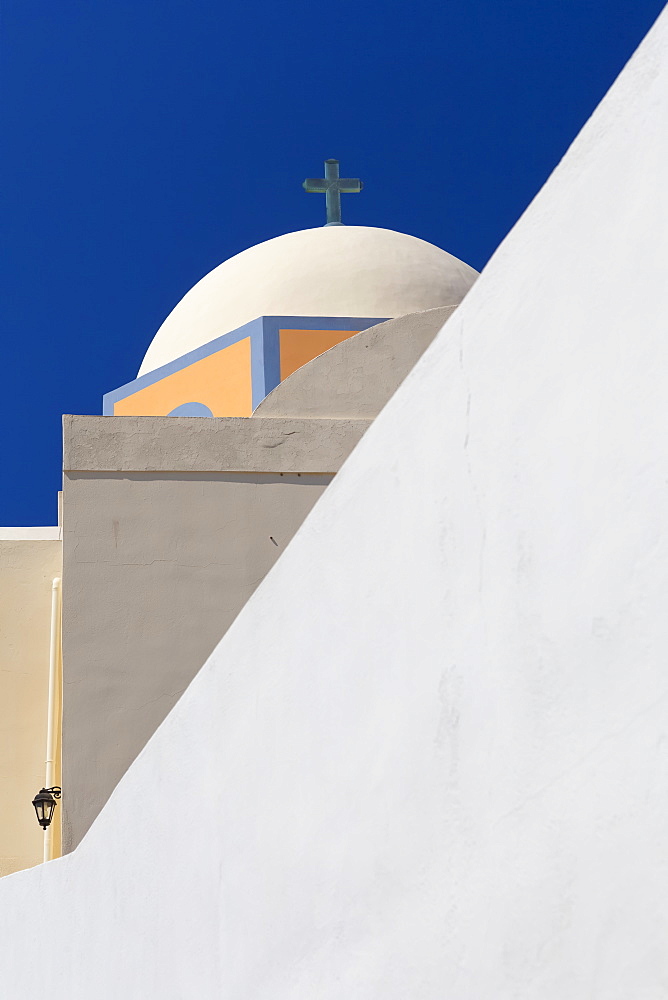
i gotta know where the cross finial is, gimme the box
[303,159,363,226]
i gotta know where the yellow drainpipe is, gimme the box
[44,576,62,863]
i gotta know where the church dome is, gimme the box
[138,226,478,376]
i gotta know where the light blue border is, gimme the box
[103,315,387,416]
[102,317,263,415]
[167,402,214,417]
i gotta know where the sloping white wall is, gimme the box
[2,8,668,997]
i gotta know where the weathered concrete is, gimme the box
[61,412,374,852]
[62,468,334,852]
[254,306,457,418]
[63,414,370,472]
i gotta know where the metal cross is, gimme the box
[303,159,363,226]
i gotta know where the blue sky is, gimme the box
[1,0,664,525]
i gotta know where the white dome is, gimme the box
[138,226,478,376]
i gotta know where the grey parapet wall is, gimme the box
[60,415,371,854]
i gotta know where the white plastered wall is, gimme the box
[138,227,478,375]
[1,7,668,997]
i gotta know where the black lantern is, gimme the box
[32,787,61,830]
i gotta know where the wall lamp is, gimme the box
[32,786,61,831]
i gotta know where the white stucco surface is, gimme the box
[138,226,478,374]
[2,8,668,996]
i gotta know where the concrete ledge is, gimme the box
[0,527,61,540]
[63,415,372,473]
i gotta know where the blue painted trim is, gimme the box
[263,316,387,332]
[102,317,263,415]
[259,320,282,408]
[103,315,388,415]
[250,322,268,411]
[167,402,214,417]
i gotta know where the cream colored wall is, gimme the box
[0,530,62,877]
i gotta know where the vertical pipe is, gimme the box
[44,576,62,863]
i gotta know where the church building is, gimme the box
[0,161,478,873]
[1,9,667,990]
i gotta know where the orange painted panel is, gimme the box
[114,338,252,417]
[279,329,359,382]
